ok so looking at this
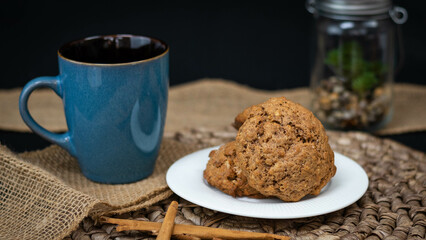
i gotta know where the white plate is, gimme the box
[166,146,369,219]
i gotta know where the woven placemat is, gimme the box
[65,129,425,240]
[1,127,425,240]
[1,79,426,135]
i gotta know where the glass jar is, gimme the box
[306,0,407,131]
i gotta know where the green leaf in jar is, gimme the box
[351,71,378,94]
[325,41,366,79]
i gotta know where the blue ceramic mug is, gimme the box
[19,35,169,184]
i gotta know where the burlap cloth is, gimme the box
[0,79,425,240]
[1,79,426,135]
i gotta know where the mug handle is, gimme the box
[19,76,76,156]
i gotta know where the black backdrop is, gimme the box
[1,0,426,152]
[1,0,425,90]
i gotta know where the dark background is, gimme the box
[1,0,425,152]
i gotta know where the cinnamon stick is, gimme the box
[157,201,178,240]
[101,217,290,240]
[174,234,201,240]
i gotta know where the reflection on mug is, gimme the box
[130,99,161,153]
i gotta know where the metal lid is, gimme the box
[306,0,407,24]
[313,0,392,15]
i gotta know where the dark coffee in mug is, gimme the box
[59,35,168,64]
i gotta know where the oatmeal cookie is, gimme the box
[235,97,336,202]
[233,105,262,129]
[203,141,265,198]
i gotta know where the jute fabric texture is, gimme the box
[1,79,426,135]
[0,139,198,240]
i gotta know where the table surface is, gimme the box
[1,129,425,154]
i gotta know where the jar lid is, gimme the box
[306,0,407,24]
[312,0,392,15]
